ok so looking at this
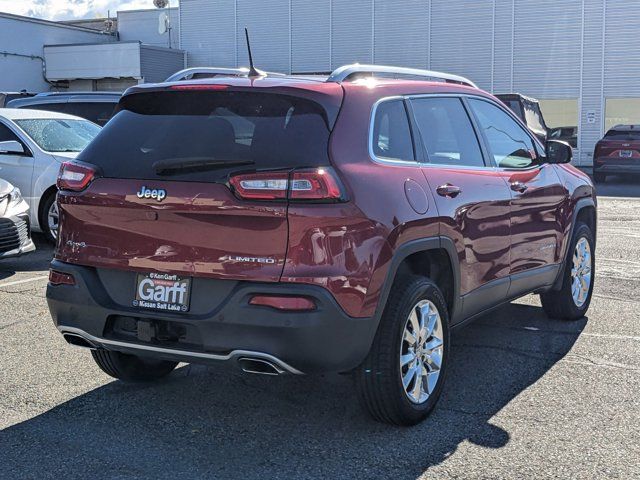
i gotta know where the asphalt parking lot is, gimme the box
[1,176,639,480]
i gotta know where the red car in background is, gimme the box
[593,125,640,183]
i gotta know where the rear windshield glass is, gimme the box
[78,91,331,182]
[604,129,640,141]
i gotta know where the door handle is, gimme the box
[510,181,528,193]
[436,184,462,198]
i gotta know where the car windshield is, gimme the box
[14,118,100,152]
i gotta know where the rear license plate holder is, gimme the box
[133,272,191,312]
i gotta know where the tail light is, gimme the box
[289,168,343,200]
[230,167,345,202]
[229,172,289,200]
[57,162,97,192]
[593,141,603,159]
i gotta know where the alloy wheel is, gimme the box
[399,299,444,404]
[48,201,59,240]
[571,237,592,308]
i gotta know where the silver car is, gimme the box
[0,178,34,259]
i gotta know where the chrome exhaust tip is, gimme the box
[237,357,285,376]
[62,332,97,350]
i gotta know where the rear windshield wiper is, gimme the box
[153,157,255,175]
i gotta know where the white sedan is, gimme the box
[0,109,101,243]
[0,177,35,259]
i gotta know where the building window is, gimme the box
[604,98,640,134]
[539,99,579,148]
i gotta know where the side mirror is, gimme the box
[545,140,572,164]
[0,140,25,155]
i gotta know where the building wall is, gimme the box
[179,0,640,167]
[44,42,143,81]
[140,45,186,83]
[118,8,180,49]
[0,13,113,93]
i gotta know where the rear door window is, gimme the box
[78,90,332,182]
[410,97,485,167]
[371,100,415,162]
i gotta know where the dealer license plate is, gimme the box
[133,272,191,312]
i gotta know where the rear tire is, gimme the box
[354,276,450,426]
[91,350,178,382]
[39,190,59,245]
[594,172,606,184]
[540,222,595,320]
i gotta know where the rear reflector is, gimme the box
[57,162,96,192]
[249,295,316,311]
[230,167,344,202]
[49,270,75,286]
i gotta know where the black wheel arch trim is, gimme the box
[373,236,462,326]
[552,196,597,290]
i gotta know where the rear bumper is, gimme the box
[594,160,640,174]
[46,260,377,374]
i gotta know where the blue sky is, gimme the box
[0,0,177,20]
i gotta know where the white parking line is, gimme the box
[0,275,49,288]
[582,332,640,342]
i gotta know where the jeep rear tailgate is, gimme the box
[55,85,342,282]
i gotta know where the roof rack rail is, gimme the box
[165,67,286,83]
[326,64,477,88]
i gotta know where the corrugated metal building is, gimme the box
[178,0,640,167]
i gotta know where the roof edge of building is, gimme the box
[0,11,117,35]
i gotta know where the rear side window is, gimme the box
[371,100,415,162]
[410,97,485,167]
[66,102,117,126]
[78,91,331,182]
[469,99,538,169]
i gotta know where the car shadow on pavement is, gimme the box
[1,302,586,480]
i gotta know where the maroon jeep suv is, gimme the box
[47,65,596,425]
[593,124,640,183]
